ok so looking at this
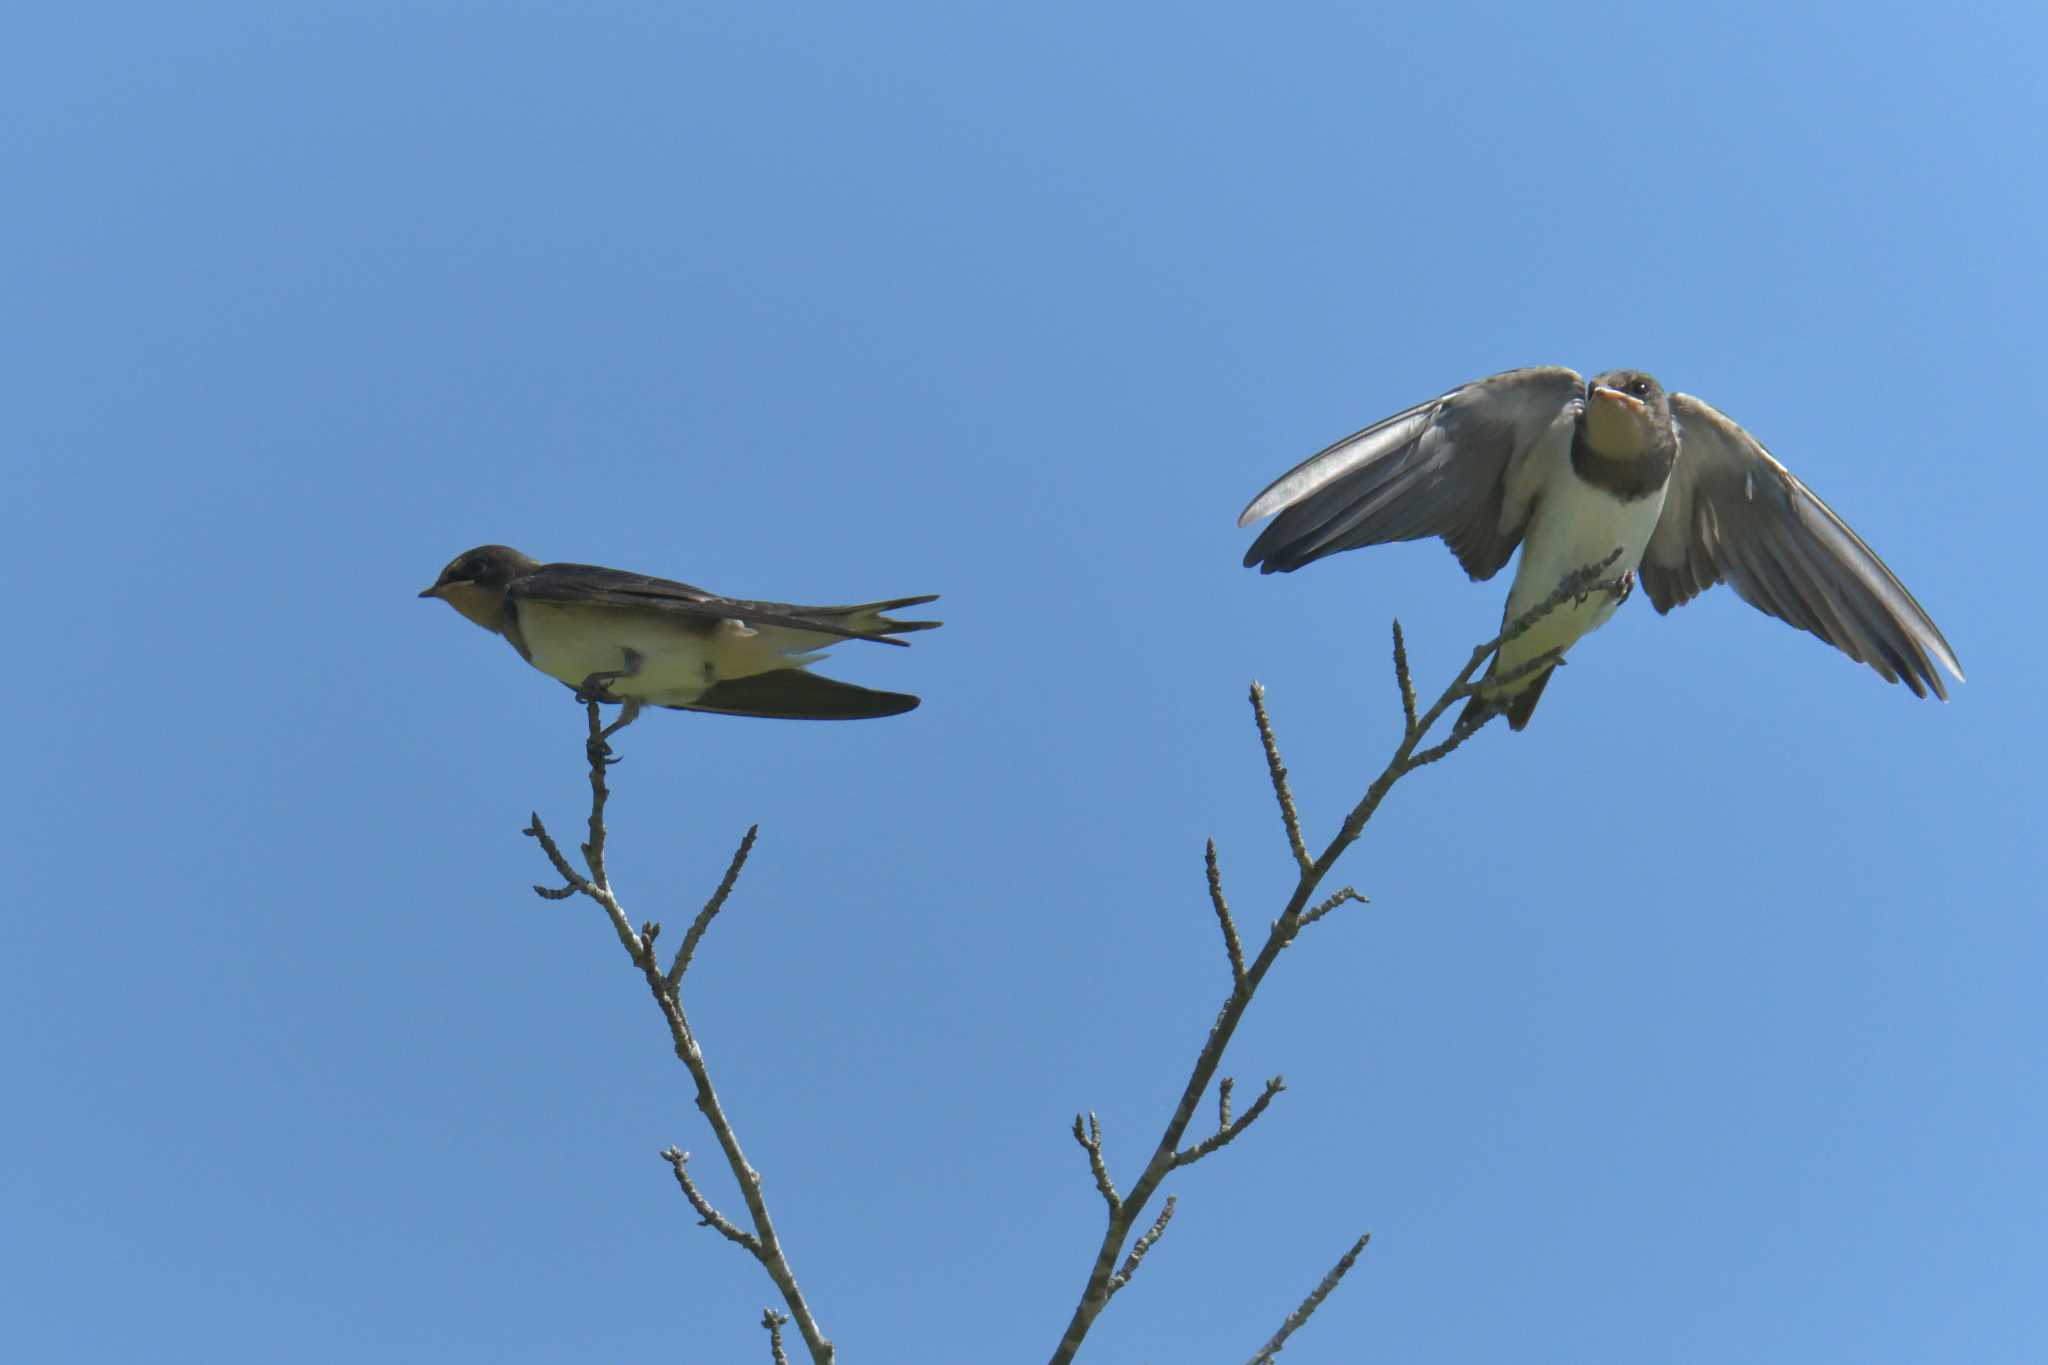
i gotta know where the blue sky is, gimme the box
[7,3,2042,1361]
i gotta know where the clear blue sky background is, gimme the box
[7,4,2042,1362]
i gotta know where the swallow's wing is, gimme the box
[663,670,921,719]
[1642,394,1963,697]
[1239,366,1584,579]
[510,564,940,645]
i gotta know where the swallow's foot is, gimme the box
[586,698,643,766]
[574,648,645,705]
[1570,570,1635,609]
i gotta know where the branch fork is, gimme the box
[1049,559,1619,1364]
[523,704,831,1365]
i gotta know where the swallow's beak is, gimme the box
[1590,384,1645,415]
[419,583,450,599]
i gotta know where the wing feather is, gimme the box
[1642,394,1962,697]
[510,564,939,645]
[1239,367,1583,580]
[663,670,921,720]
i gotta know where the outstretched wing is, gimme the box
[1641,394,1963,697]
[511,564,940,645]
[1239,366,1584,580]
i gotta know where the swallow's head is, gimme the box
[419,544,539,630]
[1582,370,1674,460]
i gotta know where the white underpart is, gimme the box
[515,604,843,706]
[1486,439,1669,697]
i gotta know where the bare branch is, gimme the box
[1390,621,1418,734]
[667,824,760,990]
[1499,549,1626,650]
[575,702,613,890]
[1249,683,1311,875]
[1049,577,1605,1363]
[1206,840,1246,989]
[524,813,587,898]
[1468,645,1569,694]
[761,1308,792,1365]
[1072,1113,1120,1211]
[1217,1076,1234,1130]
[527,713,834,1364]
[662,1147,760,1253]
[1107,1196,1177,1298]
[1299,886,1366,930]
[1171,1076,1284,1169]
[1245,1234,1371,1364]
[1403,727,1485,770]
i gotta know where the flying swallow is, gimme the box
[420,545,940,737]
[1239,367,1963,730]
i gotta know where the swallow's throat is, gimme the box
[1583,392,1653,460]
[438,582,508,633]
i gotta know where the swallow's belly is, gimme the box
[1488,478,1667,693]
[515,604,840,704]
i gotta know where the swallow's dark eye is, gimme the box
[1629,379,1648,396]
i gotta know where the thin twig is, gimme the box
[1245,1234,1371,1364]
[1207,840,1246,988]
[1503,550,1626,647]
[525,813,587,899]
[1073,1113,1120,1211]
[762,1308,792,1365]
[668,825,759,990]
[1391,621,1418,734]
[577,702,613,890]
[662,1147,759,1252]
[1171,1076,1284,1169]
[1250,683,1312,875]
[1107,1196,1177,1298]
[1299,887,1366,929]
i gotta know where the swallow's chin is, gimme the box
[435,582,507,631]
[1583,392,1656,460]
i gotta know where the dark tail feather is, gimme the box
[667,669,921,720]
[811,593,942,645]
[1459,665,1555,733]
[1502,667,1555,730]
[862,593,940,613]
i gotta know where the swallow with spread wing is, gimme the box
[1240,367,1962,729]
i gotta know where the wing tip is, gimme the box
[862,691,922,717]
[672,671,926,720]
[1242,544,1298,574]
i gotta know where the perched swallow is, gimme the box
[1240,367,1962,730]
[420,545,940,737]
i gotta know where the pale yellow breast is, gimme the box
[514,603,850,705]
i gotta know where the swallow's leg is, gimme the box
[574,648,645,704]
[1567,549,1631,607]
[588,698,643,766]
[574,649,646,765]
